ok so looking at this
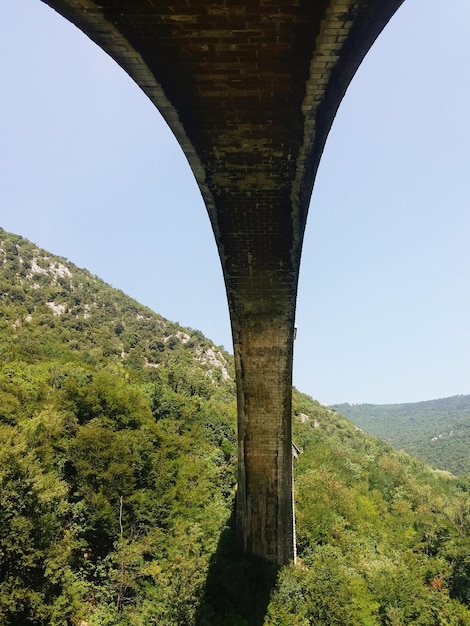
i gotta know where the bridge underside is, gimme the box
[41,0,404,564]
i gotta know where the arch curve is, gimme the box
[40,0,404,563]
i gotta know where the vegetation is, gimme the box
[334,397,470,475]
[1,228,470,624]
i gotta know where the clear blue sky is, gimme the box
[1,0,469,405]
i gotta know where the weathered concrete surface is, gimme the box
[40,0,404,564]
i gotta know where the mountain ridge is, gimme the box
[332,394,470,475]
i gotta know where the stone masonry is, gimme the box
[40,0,404,564]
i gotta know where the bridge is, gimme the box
[40,0,404,564]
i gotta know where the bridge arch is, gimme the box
[34,0,404,564]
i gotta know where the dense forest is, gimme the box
[2,228,470,625]
[334,397,470,475]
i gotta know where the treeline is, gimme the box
[1,229,470,624]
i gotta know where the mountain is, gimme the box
[333,396,470,475]
[1,227,470,625]
[0,227,233,385]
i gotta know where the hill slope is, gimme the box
[0,227,233,385]
[1,228,470,625]
[333,396,470,475]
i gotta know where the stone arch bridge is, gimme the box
[40,0,404,565]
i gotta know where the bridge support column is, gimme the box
[233,317,295,565]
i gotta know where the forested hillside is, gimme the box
[2,228,470,625]
[334,396,470,475]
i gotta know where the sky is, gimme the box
[1,0,470,405]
